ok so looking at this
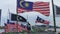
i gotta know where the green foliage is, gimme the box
[32,26,46,32]
[20,30,27,34]
[6,32,19,34]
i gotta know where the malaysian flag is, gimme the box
[5,20,28,32]
[35,16,49,24]
[5,23,24,32]
[33,2,50,16]
[5,22,17,32]
[18,1,50,16]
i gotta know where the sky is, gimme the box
[0,0,60,26]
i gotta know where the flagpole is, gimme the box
[17,0,19,34]
[5,9,10,34]
[52,0,56,32]
[0,9,1,27]
[8,9,10,20]
[8,9,12,34]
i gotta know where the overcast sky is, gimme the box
[0,0,60,26]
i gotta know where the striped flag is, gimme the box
[5,23,17,32]
[18,1,50,16]
[5,23,24,32]
[5,20,28,32]
[33,2,50,16]
[35,16,49,24]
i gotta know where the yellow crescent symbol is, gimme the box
[20,1,25,8]
[25,2,29,7]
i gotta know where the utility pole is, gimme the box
[52,0,56,32]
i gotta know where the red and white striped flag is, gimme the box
[5,19,28,32]
[18,2,50,16]
[5,23,28,32]
[5,23,17,32]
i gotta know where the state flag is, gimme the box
[11,14,27,22]
[35,16,49,24]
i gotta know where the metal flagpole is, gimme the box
[0,9,1,27]
[17,0,19,34]
[5,9,11,34]
[8,9,10,20]
[8,9,12,34]
[52,0,56,32]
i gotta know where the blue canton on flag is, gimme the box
[17,0,33,10]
